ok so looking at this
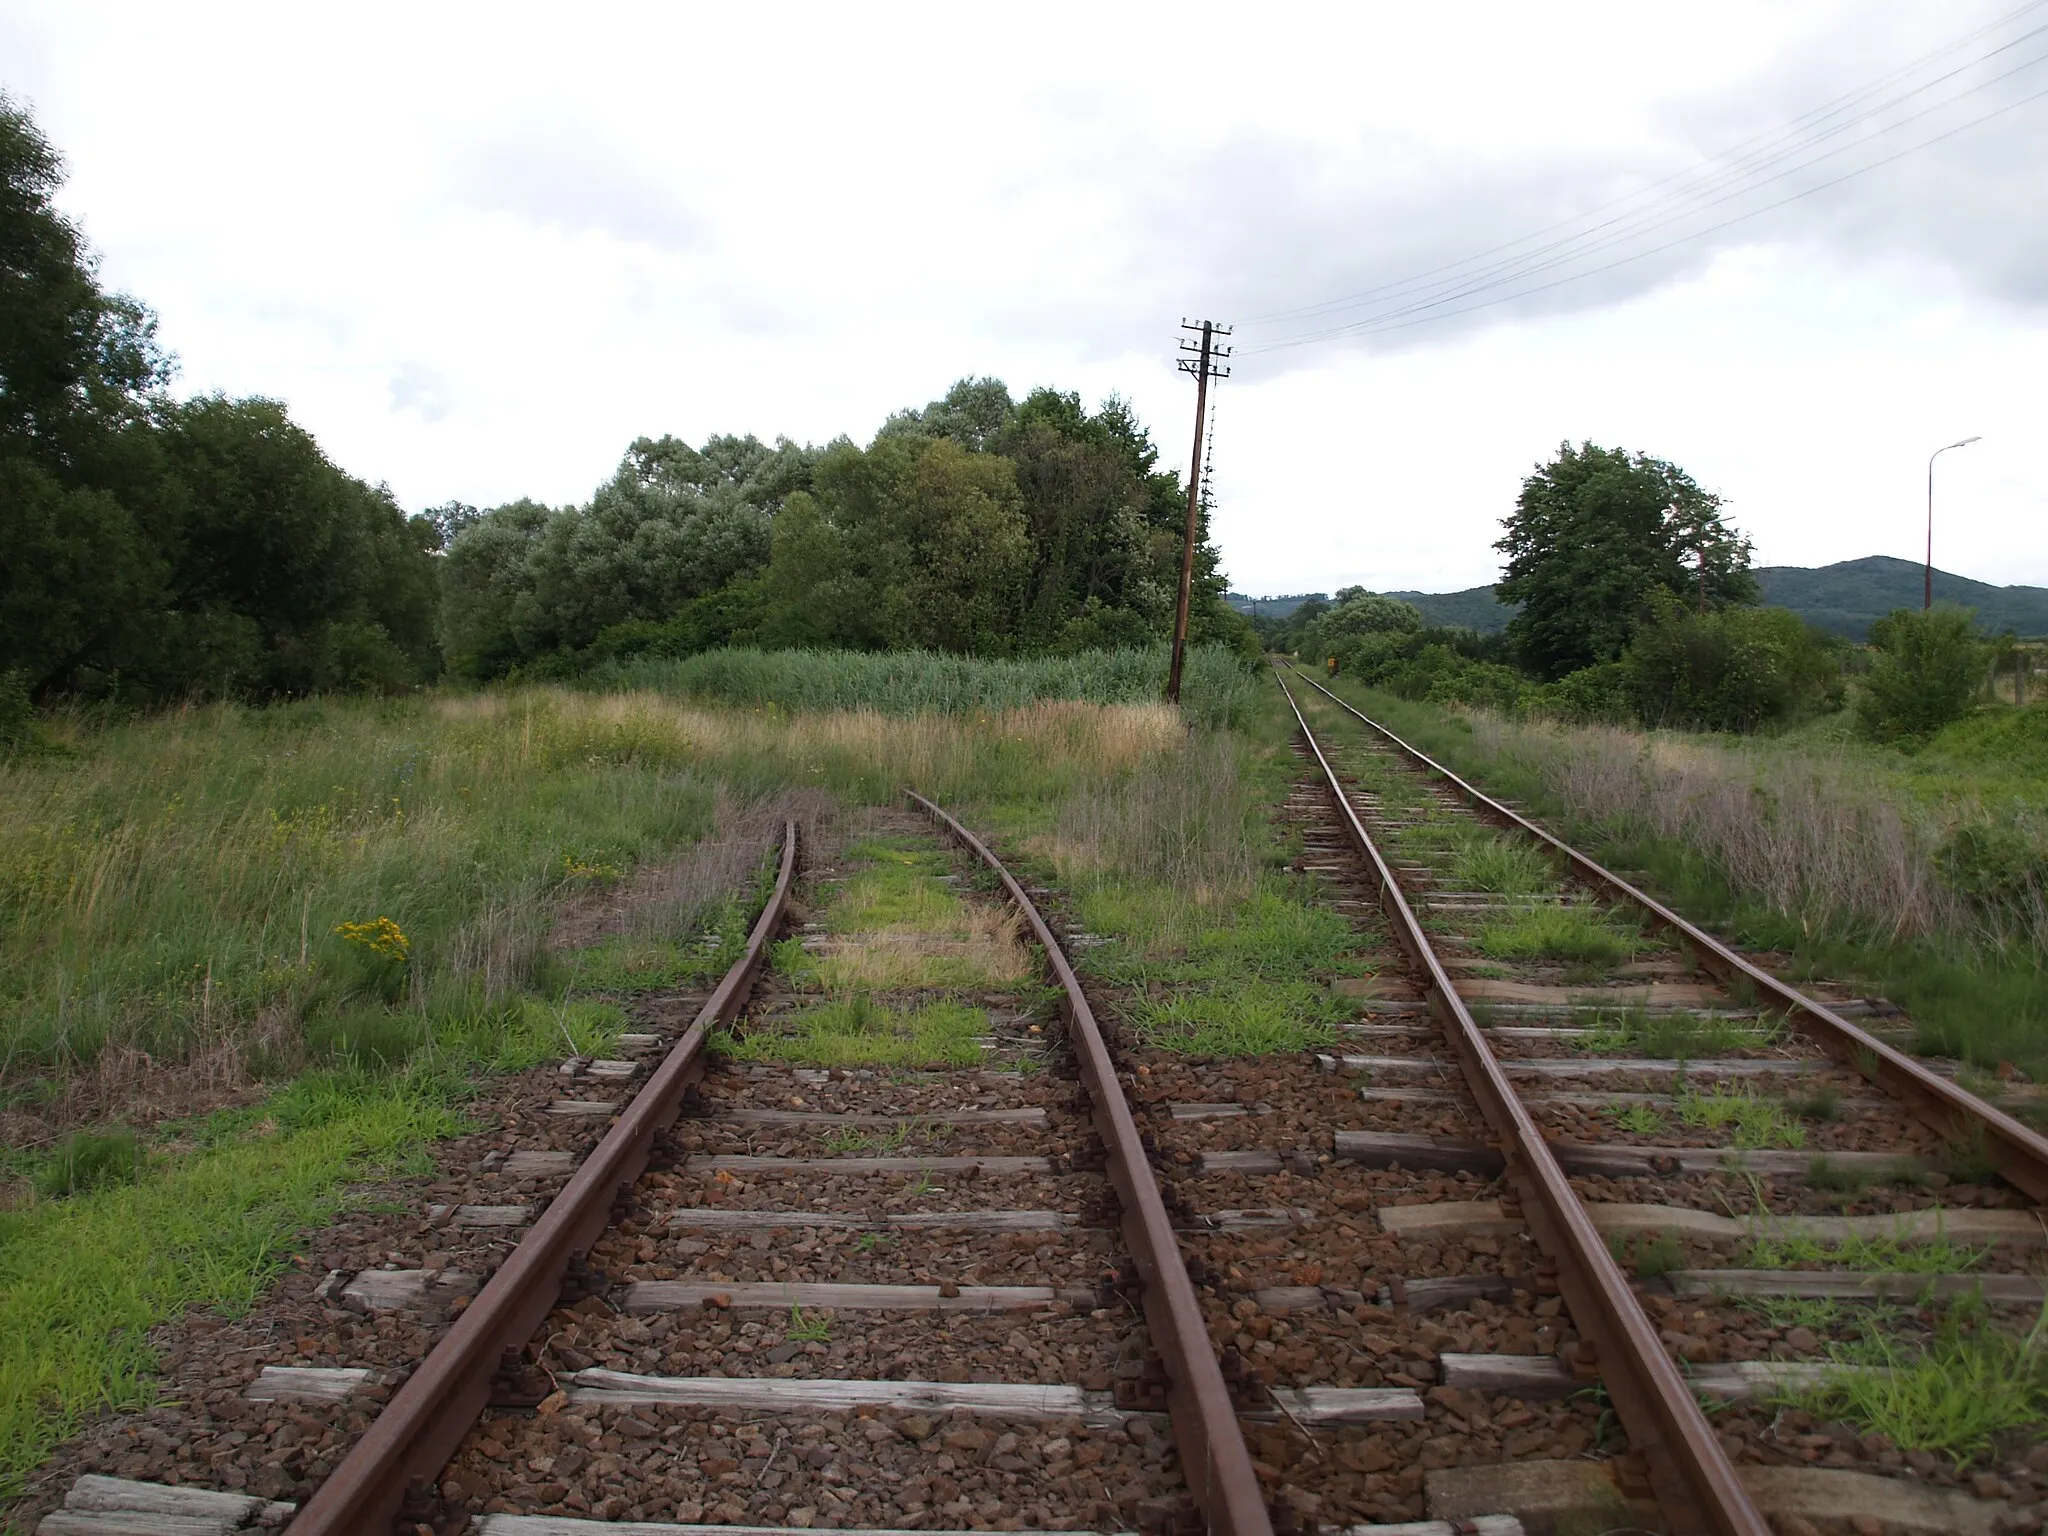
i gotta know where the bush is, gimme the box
[1859,607,1984,742]
[1533,662,1634,724]
[1622,590,1840,732]
[1937,822,2048,925]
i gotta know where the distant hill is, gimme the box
[1233,557,2048,641]
[1755,556,2048,639]
[1224,591,1327,619]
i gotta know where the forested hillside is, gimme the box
[1239,557,2048,640]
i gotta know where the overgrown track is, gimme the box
[1287,666,2048,1202]
[38,805,1286,1536]
[283,822,806,1535]
[1275,662,2048,1533]
[1275,669,1767,1535]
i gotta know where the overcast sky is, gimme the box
[6,0,2045,595]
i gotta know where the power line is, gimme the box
[1242,5,2048,354]
[1244,0,2048,329]
[1250,73,2048,354]
[1167,319,1231,706]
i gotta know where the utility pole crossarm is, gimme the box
[1167,319,1233,706]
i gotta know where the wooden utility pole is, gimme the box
[1167,318,1231,705]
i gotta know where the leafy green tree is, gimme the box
[1858,607,1984,741]
[438,434,818,675]
[1497,442,1755,680]
[761,436,1032,653]
[878,376,1016,452]
[1302,593,1423,660]
[1621,589,1839,732]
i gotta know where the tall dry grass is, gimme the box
[1461,714,2044,952]
[0,688,1180,1081]
[1045,729,1261,903]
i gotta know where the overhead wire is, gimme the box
[1239,4,2048,354]
[1242,0,2048,328]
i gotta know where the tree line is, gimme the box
[1260,440,2004,742]
[2,95,440,706]
[1,96,1248,717]
[440,379,1248,680]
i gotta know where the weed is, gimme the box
[1609,1230,1684,1277]
[854,1232,891,1253]
[1936,1122,1999,1185]
[31,1128,142,1200]
[1474,906,1638,964]
[1742,1228,1990,1274]
[1675,1089,1806,1150]
[1805,1155,1872,1196]
[1612,1104,1668,1136]
[1583,1006,1763,1060]
[903,1167,939,1198]
[1789,1084,1841,1122]
[1446,832,1556,896]
[1125,982,1345,1057]
[715,995,987,1070]
[822,1125,870,1155]
[784,1305,832,1343]
[1784,1304,2048,1463]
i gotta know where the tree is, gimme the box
[437,433,819,675]
[1858,607,1983,742]
[1302,593,1423,660]
[1496,442,1754,681]
[760,436,1032,654]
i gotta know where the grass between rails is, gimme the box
[1308,674,2048,1086]
[715,996,990,1070]
[0,1068,465,1503]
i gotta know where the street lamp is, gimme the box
[1925,437,1982,611]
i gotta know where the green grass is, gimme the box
[1310,678,2048,1083]
[586,643,1262,729]
[30,1129,142,1201]
[784,1304,832,1343]
[714,995,989,1068]
[1446,832,1557,895]
[1582,1007,1765,1060]
[1612,1103,1668,1135]
[1125,981,1346,1056]
[1742,1228,1990,1273]
[1609,1230,1683,1277]
[1673,1088,1807,1150]
[1782,1302,2048,1464]
[0,1067,464,1501]
[1473,905,1639,963]
[1076,880,1365,986]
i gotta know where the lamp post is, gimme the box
[1925,436,1981,610]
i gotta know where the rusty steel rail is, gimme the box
[1272,669,1766,1536]
[908,791,1273,1536]
[1289,665,2048,1205]
[287,822,800,1536]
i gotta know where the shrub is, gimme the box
[1859,607,1984,742]
[1533,662,1633,725]
[1622,590,1840,732]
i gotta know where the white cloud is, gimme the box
[6,0,2045,588]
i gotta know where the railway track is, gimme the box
[35,805,1283,1536]
[1241,663,2048,1534]
[30,690,2048,1536]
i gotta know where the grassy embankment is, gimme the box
[1304,673,2048,1091]
[0,645,1255,1505]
